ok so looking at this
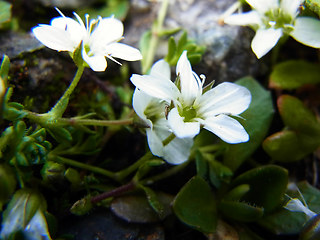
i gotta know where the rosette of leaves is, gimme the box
[0,121,51,166]
[165,31,206,66]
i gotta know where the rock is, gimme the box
[126,0,263,82]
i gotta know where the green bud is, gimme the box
[0,164,16,211]
[70,196,93,216]
[41,161,65,183]
[64,168,81,186]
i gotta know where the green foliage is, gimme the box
[165,31,206,66]
[263,95,320,162]
[78,0,130,20]
[0,188,51,240]
[0,121,51,166]
[223,77,274,171]
[305,0,320,17]
[0,164,16,211]
[0,1,11,28]
[173,176,217,233]
[230,165,288,213]
[269,60,320,90]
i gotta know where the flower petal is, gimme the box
[130,74,179,102]
[51,15,84,45]
[291,17,320,48]
[176,51,202,105]
[150,59,171,80]
[202,114,249,144]
[82,48,107,71]
[132,89,152,123]
[197,82,251,117]
[90,17,124,49]
[146,128,164,157]
[224,11,261,26]
[105,42,142,61]
[167,108,200,138]
[281,0,303,18]
[32,25,76,52]
[246,0,278,13]
[157,128,194,165]
[251,28,282,58]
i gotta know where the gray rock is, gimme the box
[126,0,263,82]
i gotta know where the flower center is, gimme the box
[179,105,197,122]
[144,101,166,123]
[264,8,294,32]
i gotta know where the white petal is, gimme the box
[246,0,278,13]
[202,114,249,144]
[284,198,316,218]
[90,17,124,49]
[51,16,84,45]
[132,89,152,123]
[105,42,142,61]
[82,48,107,71]
[224,11,261,26]
[197,82,251,117]
[146,128,164,157]
[251,28,282,58]
[167,108,200,138]
[291,17,320,48]
[130,74,179,102]
[157,128,193,165]
[150,59,171,80]
[176,51,202,105]
[32,25,76,52]
[281,0,303,18]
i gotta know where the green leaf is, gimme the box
[173,176,217,233]
[223,77,274,171]
[195,150,208,179]
[219,200,264,222]
[231,165,288,212]
[305,0,320,17]
[263,130,318,162]
[0,1,11,26]
[278,95,320,136]
[165,36,177,63]
[223,184,250,201]
[139,185,166,219]
[0,164,16,211]
[208,159,233,188]
[0,55,10,83]
[269,60,320,90]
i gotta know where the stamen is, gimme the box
[200,74,206,86]
[55,7,65,17]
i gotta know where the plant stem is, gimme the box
[142,0,169,74]
[56,117,134,127]
[53,156,116,179]
[91,181,136,203]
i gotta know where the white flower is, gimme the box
[131,51,251,144]
[133,60,193,165]
[32,8,142,71]
[224,0,320,58]
[284,198,316,219]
